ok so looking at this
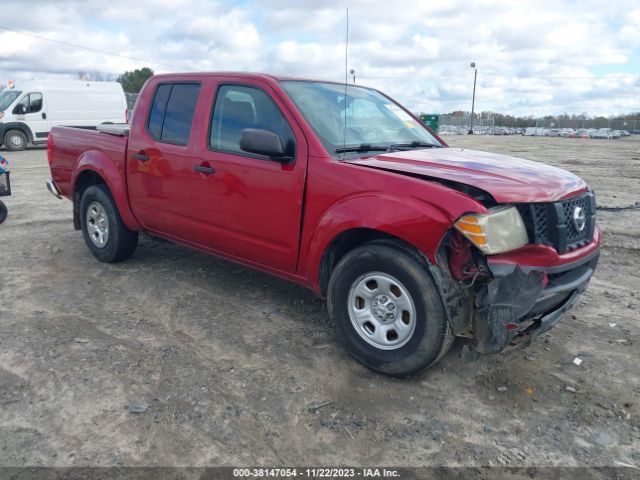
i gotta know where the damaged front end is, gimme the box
[431,230,599,358]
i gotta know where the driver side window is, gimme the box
[13,93,43,114]
[209,85,295,159]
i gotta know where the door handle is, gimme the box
[193,164,215,175]
[42,112,47,120]
[132,152,150,162]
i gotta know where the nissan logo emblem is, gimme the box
[573,206,586,232]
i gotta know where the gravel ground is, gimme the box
[0,136,638,468]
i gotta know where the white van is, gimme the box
[0,80,127,151]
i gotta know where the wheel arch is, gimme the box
[318,228,432,297]
[72,151,141,231]
[73,169,107,230]
[303,193,464,296]
[1,122,34,147]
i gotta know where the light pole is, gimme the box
[350,69,356,83]
[469,62,477,134]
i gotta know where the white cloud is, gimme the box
[0,0,638,116]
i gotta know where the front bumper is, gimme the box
[470,248,599,354]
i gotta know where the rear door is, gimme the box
[189,80,308,272]
[13,92,48,141]
[127,82,201,240]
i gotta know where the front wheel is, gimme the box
[327,243,453,376]
[4,130,28,151]
[80,184,138,262]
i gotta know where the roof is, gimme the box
[4,80,123,92]
[150,71,353,85]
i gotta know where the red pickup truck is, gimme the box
[47,73,600,376]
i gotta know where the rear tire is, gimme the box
[327,242,453,377]
[80,184,138,262]
[4,130,28,151]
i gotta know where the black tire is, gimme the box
[4,130,28,151]
[0,201,7,224]
[80,184,138,262]
[327,242,453,377]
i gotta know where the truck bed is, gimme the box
[49,126,129,200]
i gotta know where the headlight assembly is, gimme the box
[454,206,528,255]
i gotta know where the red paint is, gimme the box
[48,72,600,295]
[346,148,588,203]
[47,133,53,166]
[488,227,601,269]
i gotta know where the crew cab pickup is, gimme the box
[47,73,600,376]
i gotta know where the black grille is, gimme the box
[517,192,596,254]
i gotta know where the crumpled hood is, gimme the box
[345,147,587,203]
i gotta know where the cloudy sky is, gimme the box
[1,0,639,116]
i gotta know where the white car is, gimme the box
[0,80,127,151]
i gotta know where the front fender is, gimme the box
[303,190,485,291]
[73,150,141,231]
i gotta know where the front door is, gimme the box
[14,92,48,142]
[190,82,308,273]
[127,82,201,240]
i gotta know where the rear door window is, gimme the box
[147,83,200,145]
[148,84,171,139]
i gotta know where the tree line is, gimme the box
[76,67,154,94]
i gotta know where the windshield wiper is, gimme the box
[335,144,389,154]
[388,141,441,150]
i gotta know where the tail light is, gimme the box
[125,108,130,123]
[47,133,53,165]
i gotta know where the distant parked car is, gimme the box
[590,128,619,139]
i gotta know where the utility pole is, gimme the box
[469,62,477,134]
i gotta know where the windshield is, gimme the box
[0,90,22,112]
[280,81,441,156]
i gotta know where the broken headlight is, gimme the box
[454,206,528,255]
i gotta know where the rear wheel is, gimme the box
[4,130,28,151]
[80,184,138,262]
[327,243,453,376]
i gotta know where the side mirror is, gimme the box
[14,104,27,115]
[239,128,292,162]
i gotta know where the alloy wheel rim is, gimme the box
[10,135,24,148]
[86,202,109,248]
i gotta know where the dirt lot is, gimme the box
[0,135,639,468]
